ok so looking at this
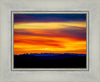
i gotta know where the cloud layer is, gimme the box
[14,14,86,55]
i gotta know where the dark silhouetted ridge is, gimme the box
[14,53,86,68]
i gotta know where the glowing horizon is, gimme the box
[14,14,86,55]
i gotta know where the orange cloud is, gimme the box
[14,22,86,55]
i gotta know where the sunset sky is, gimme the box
[14,13,86,55]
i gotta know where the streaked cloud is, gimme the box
[14,14,86,55]
[14,22,86,29]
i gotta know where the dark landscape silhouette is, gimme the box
[14,53,86,68]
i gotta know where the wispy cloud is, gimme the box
[14,14,86,55]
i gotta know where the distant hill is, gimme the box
[14,54,86,68]
[14,53,86,56]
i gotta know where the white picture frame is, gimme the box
[0,0,100,82]
[11,11,88,71]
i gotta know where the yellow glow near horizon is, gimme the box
[14,33,86,55]
[14,21,86,55]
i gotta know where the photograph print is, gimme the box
[12,12,88,70]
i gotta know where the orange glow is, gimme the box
[14,22,86,55]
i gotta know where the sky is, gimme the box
[14,13,86,55]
